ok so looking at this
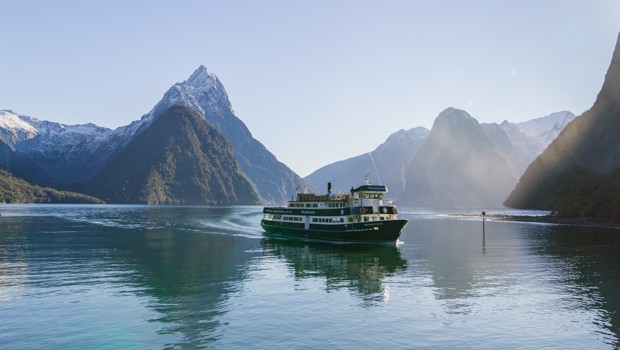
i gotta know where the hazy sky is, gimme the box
[2,1,620,176]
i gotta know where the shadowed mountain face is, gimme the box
[505,33,620,217]
[82,106,260,205]
[148,66,301,204]
[0,138,14,169]
[403,108,517,208]
[304,127,429,197]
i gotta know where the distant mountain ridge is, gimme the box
[0,65,578,207]
[304,127,429,197]
[304,108,574,208]
[505,32,620,218]
[480,111,575,179]
[0,110,120,184]
[0,66,301,204]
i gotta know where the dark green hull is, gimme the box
[261,219,408,243]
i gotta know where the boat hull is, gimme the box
[261,219,408,243]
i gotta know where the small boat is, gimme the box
[261,176,408,243]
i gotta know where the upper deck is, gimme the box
[287,181,391,209]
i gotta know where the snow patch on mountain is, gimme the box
[516,111,575,147]
[0,110,38,146]
[498,111,576,178]
[0,110,112,153]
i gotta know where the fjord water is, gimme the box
[1,206,619,349]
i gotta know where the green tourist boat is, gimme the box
[261,176,408,243]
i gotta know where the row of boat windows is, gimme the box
[289,202,346,208]
[271,215,303,222]
[361,193,383,199]
[268,215,389,223]
[312,217,345,223]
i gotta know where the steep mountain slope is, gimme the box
[480,122,525,179]
[140,66,301,204]
[82,105,260,205]
[505,33,620,217]
[304,127,429,196]
[403,108,517,208]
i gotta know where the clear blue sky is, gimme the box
[2,1,620,176]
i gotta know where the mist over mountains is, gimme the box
[305,108,573,208]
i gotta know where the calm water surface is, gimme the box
[1,205,619,349]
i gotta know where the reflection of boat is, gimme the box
[261,237,407,299]
[261,176,408,243]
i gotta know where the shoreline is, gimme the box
[451,213,620,230]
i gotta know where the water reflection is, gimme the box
[0,209,263,349]
[100,220,260,347]
[412,219,527,314]
[4,206,620,349]
[522,225,620,348]
[261,237,407,305]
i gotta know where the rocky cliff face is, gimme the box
[505,33,620,217]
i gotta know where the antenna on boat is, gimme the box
[368,152,382,184]
[365,172,372,185]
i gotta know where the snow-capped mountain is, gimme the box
[0,110,38,147]
[0,66,301,203]
[141,65,301,204]
[0,110,120,184]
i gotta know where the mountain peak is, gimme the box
[142,65,234,128]
[435,107,476,125]
[432,108,483,138]
[186,65,219,88]
[593,31,620,112]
